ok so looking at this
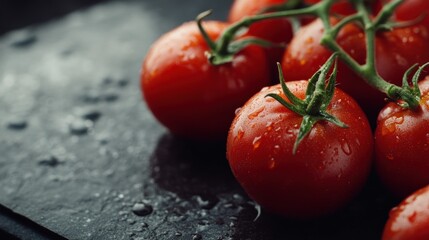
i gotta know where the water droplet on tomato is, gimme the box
[234,107,241,115]
[386,153,394,160]
[300,59,307,65]
[341,139,352,156]
[395,54,407,66]
[248,106,265,120]
[268,158,276,169]
[382,115,404,135]
[236,127,244,141]
[252,136,262,149]
[286,126,297,136]
[334,147,339,156]
[266,121,273,131]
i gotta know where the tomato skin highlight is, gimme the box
[281,18,429,121]
[375,76,429,198]
[382,185,429,240]
[226,81,373,219]
[141,21,270,140]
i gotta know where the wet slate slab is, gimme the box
[0,0,398,239]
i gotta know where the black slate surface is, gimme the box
[0,0,399,239]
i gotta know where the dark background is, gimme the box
[0,0,105,35]
[0,0,398,239]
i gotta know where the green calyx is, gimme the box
[266,54,347,154]
[388,62,429,109]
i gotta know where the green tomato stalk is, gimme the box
[197,0,427,110]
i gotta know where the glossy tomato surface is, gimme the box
[141,21,270,140]
[226,81,373,219]
[281,18,429,121]
[382,185,429,240]
[396,0,429,30]
[375,76,429,198]
[304,0,357,15]
[229,0,293,82]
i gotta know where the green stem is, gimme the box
[198,0,421,109]
[319,0,420,109]
[216,5,319,55]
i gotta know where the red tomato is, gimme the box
[281,17,429,121]
[395,0,429,30]
[375,76,429,198]
[228,0,293,82]
[141,21,270,140]
[382,185,429,240]
[226,81,373,219]
[304,0,357,15]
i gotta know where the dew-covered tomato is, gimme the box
[226,81,373,219]
[281,18,429,120]
[141,21,270,140]
[228,0,293,82]
[382,185,429,240]
[375,76,429,198]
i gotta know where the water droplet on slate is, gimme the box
[141,222,149,228]
[127,218,136,225]
[102,92,119,102]
[11,34,37,48]
[69,119,92,135]
[79,109,101,122]
[101,77,114,86]
[175,232,182,236]
[193,195,218,210]
[192,234,202,240]
[132,202,153,216]
[117,78,129,87]
[7,118,28,130]
[81,91,101,103]
[38,155,61,167]
[96,133,109,145]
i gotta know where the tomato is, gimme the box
[281,17,429,121]
[382,185,429,240]
[304,0,357,15]
[395,0,429,30]
[228,0,293,82]
[141,21,270,140]
[226,81,373,219]
[375,76,429,198]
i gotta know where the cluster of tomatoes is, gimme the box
[141,0,429,238]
